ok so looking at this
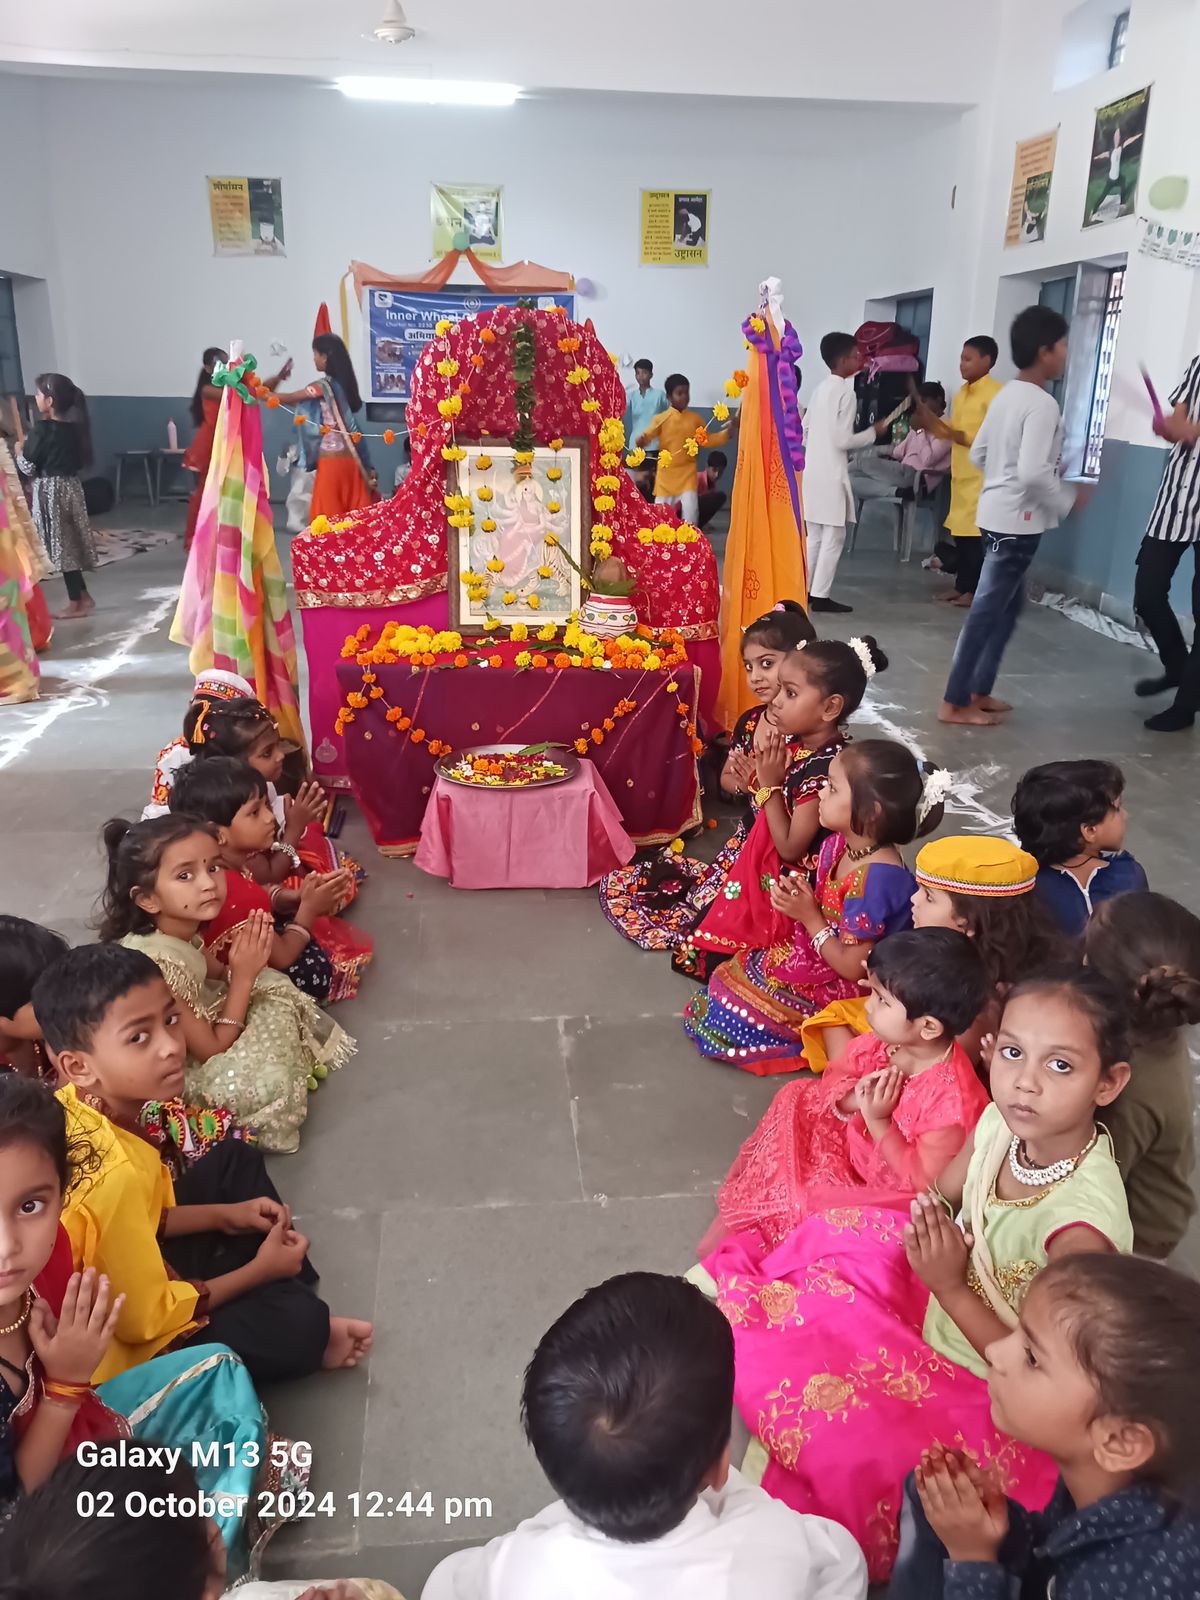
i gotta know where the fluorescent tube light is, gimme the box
[335,77,520,106]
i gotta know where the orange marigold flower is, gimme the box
[383,429,395,445]
[676,701,690,717]
[691,737,704,755]
[411,728,426,744]
[351,430,363,443]
[369,686,384,699]
[488,654,503,668]
[591,728,605,745]
[602,717,615,732]
[636,624,653,639]
[694,426,709,447]
[685,723,696,738]
[470,353,485,369]
[417,423,427,437]
[319,424,331,436]
[397,715,412,731]
[480,327,497,344]
[553,652,572,669]
[706,818,718,829]
[532,653,548,668]
[266,395,280,409]
[421,652,436,667]
[385,707,404,723]
[453,653,469,668]
[574,737,589,754]
[733,369,750,389]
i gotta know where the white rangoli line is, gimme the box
[854,689,1013,836]
[0,588,179,772]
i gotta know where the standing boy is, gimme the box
[640,373,736,527]
[623,359,666,462]
[939,306,1086,727]
[803,333,891,614]
[921,335,1002,605]
[1132,351,1200,732]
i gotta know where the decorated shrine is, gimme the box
[291,300,724,859]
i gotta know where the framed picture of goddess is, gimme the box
[447,440,591,629]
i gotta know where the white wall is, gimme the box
[13,75,962,404]
[940,0,1200,443]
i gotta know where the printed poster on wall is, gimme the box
[207,177,285,257]
[1083,87,1151,229]
[1004,130,1058,246]
[1137,216,1200,268]
[431,184,503,262]
[640,190,709,266]
[365,285,575,403]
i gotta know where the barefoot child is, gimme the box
[891,1255,1200,1599]
[1012,759,1148,936]
[13,373,98,620]
[710,929,990,1257]
[679,637,885,980]
[99,816,354,1153]
[704,969,1133,1580]
[34,944,373,1382]
[686,739,940,1070]
[172,757,370,1003]
[1083,891,1200,1258]
[940,307,1089,727]
[599,600,816,963]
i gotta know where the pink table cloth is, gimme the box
[414,762,636,890]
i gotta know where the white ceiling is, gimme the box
[0,0,995,107]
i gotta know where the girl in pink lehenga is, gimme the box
[708,927,990,1261]
[702,970,1133,1581]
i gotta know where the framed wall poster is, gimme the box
[1004,130,1058,246]
[207,177,285,256]
[1083,87,1152,228]
[365,287,575,402]
[431,184,503,262]
[640,190,709,265]
[447,441,591,629]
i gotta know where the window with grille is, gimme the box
[1108,9,1129,68]
[1082,266,1124,477]
[0,277,23,397]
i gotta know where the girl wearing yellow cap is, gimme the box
[801,835,1062,1073]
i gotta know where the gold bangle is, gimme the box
[215,1016,245,1031]
[43,1379,92,1404]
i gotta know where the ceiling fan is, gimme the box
[368,0,416,45]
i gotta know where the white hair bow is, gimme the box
[847,637,876,679]
[916,767,954,825]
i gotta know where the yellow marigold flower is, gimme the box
[626,447,646,468]
[437,397,462,419]
[591,524,612,541]
[669,838,685,854]
[310,515,332,536]
[645,653,662,670]
[658,449,673,469]
[600,451,621,469]
[548,438,564,451]
[441,444,467,461]
[476,485,494,502]
[565,366,589,385]
[547,500,562,514]
[515,650,533,668]
[580,399,600,413]
[593,494,615,512]
[514,450,535,465]
[447,512,473,529]
[546,467,563,482]
[596,475,621,492]
[481,518,497,533]
[666,680,679,693]
[483,618,501,632]
[724,379,741,398]
[435,319,452,336]
[528,594,542,609]
[486,557,505,573]
[712,403,729,422]
[654,525,674,545]
[436,358,460,378]
[578,637,600,658]
[475,454,493,470]
[636,527,653,544]
[538,624,557,641]
[544,532,560,548]
[511,622,529,642]
[502,591,517,606]
[749,315,765,333]
[683,437,699,458]
[537,564,554,579]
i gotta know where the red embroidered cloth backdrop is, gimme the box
[336,649,702,855]
[293,305,720,783]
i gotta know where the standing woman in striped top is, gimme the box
[1134,353,1200,732]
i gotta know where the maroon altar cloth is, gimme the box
[336,658,703,856]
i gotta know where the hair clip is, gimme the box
[191,699,212,744]
[793,638,808,652]
[847,637,875,679]
[916,767,954,825]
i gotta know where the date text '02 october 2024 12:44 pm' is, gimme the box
[72,1440,493,1525]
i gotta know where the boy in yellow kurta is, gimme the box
[36,943,371,1383]
[639,372,737,527]
[919,336,1002,605]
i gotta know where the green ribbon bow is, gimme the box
[212,353,259,404]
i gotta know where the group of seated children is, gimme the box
[0,667,379,1588]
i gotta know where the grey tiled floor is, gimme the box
[3,506,1196,1594]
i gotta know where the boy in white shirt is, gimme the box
[421,1271,866,1600]
[939,305,1088,727]
[803,333,891,613]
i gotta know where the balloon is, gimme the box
[575,277,595,297]
[1148,175,1189,211]
[452,229,470,251]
